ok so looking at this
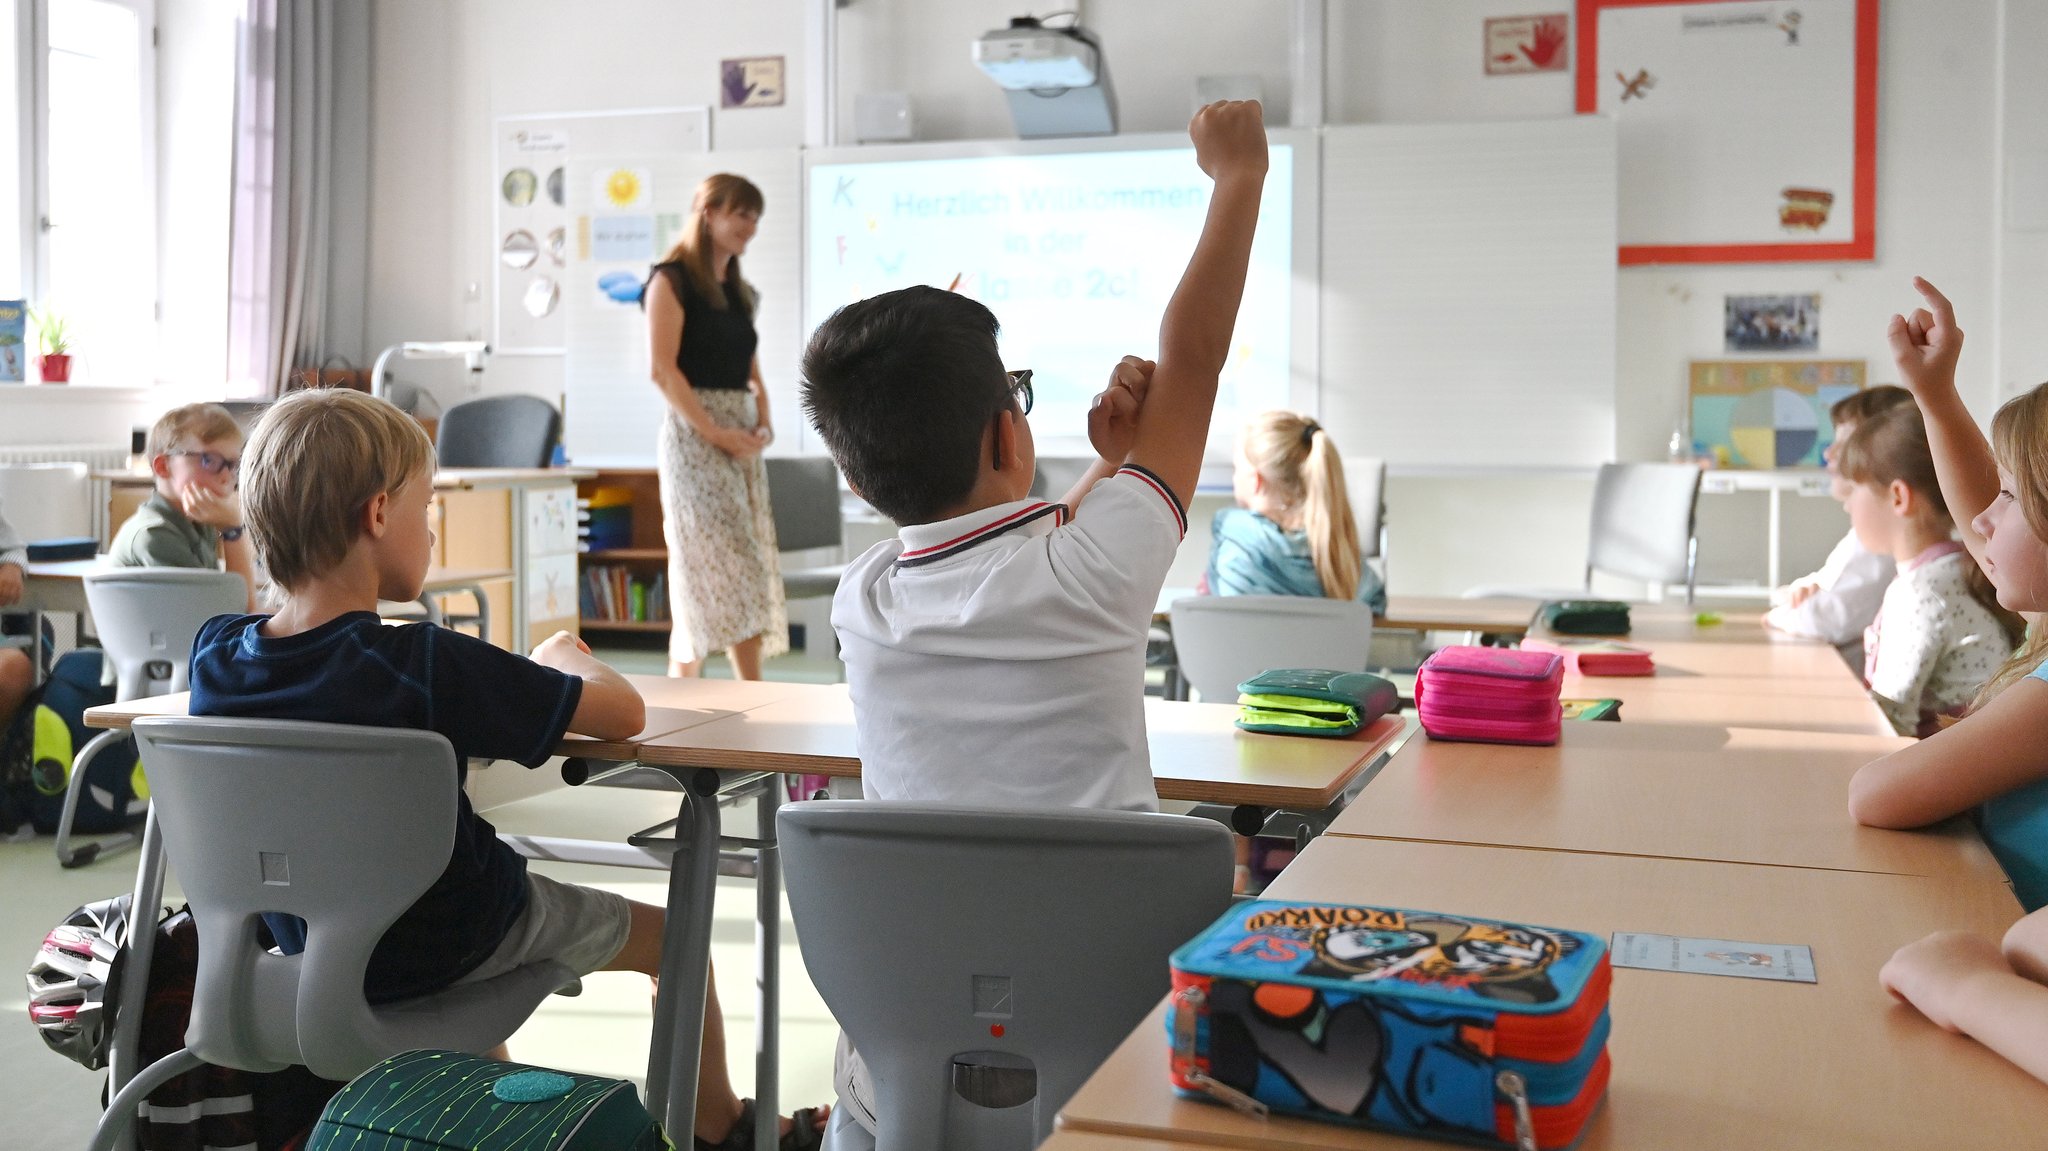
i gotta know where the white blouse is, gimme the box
[1862,544,2014,737]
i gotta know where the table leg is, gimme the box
[1767,486,1783,590]
[646,773,723,1142]
[754,777,782,1151]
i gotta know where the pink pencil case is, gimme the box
[1416,645,1565,746]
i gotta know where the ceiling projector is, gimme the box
[972,17,1101,91]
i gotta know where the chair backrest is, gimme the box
[765,456,843,552]
[1342,455,1387,560]
[1028,457,1098,503]
[83,568,248,700]
[0,461,91,542]
[778,802,1232,1151]
[1585,462,1702,590]
[435,395,561,469]
[1170,595,1376,703]
[129,716,460,1079]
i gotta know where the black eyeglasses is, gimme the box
[1006,369,1034,416]
[166,450,240,476]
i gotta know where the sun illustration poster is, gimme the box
[595,167,651,210]
[1689,359,1866,469]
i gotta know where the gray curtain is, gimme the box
[227,0,370,395]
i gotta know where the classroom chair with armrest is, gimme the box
[778,801,1234,1151]
[88,716,578,1151]
[54,568,248,868]
[767,456,847,660]
[1467,460,1703,605]
[435,394,562,469]
[1170,594,1377,704]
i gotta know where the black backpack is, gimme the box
[0,648,144,836]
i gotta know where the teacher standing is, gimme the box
[644,173,786,680]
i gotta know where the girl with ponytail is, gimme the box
[1206,410,1386,613]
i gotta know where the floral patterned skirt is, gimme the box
[657,389,788,664]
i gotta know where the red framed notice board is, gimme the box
[1576,0,1877,265]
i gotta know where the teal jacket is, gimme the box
[1204,507,1386,614]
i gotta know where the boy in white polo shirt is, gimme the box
[799,100,1268,1137]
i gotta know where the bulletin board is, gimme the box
[1689,358,1866,468]
[493,108,710,354]
[1576,0,1877,264]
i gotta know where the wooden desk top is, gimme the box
[636,683,1407,809]
[1561,676,1892,734]
[1153,591,1541,638]
[1330,720,2004,883]
[1059,837,2042,1151]
[1042,1135,1206,1151]
[25,558,100,579]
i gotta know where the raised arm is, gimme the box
[1122,100,1269,510]
[1890,277,1999,564]
[1848,675,2048,828]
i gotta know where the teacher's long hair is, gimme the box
[662,173,764,312]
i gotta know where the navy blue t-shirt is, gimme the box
[189,612,583,1003]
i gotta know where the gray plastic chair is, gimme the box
[88,716,576,1151]
[767,456,846,599]
[55,568,249,868]
[1468,461,1703,604]
[435,394,561,468]
[778,801,1233,1151]
[1170,594,1376,703]
[1344,455,1389,581]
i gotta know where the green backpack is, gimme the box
[307,1050,671,1151]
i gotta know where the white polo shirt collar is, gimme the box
[894,498,1070,569]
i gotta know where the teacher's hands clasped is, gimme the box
[706,423,772,458]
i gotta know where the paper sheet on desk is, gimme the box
[1611,932,1817,983]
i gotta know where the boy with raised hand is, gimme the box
[110,402,260,608]
[800,99,1267,1135]
[188,388,824,1150]
[802,99,1268,814]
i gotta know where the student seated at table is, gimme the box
[1202,409,1387,614]
[1764,385,1914,666]
[801,101,1268,1136]
[1836,401,2021,737]
[1880,905,2048,1088]
[187,388,826,1150]
[109,402,259,608]
[1849,278,2048,912]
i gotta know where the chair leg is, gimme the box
[55,729,140,869]
[87,1048,207,1151]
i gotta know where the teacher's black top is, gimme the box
[648,260,758,390]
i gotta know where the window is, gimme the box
[36,0,156,386]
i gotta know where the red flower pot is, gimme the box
[37,353,70,383]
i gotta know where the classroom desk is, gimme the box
[23,557,96,619]
[1153,589,1541,639]
[1327,720,2005,883]
[1058,837,2045,1151]
[1040,1135,1209,1151]
[633,682,1407,812]
[378,565,516,639]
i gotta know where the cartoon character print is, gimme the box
[1304,915,1577,1005]
[1201,978,1498,1139]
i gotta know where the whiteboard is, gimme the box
[1579,0,1876,263]
[494,107,709,355]
[563,148,802,465]
[1319,117,1618,470]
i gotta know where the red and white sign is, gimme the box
[1486,13,1571,75]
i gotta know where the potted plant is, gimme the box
[32,308,70,383]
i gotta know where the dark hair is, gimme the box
[800,286,1010,525]
[1829,384,1913,427]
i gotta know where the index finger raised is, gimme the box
[1912,276,1958,329]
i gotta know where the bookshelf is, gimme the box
[577,468,670,634]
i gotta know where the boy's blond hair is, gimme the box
[242,389,433,591]
[147,403,241,460]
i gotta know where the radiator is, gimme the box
[0,443,128,469]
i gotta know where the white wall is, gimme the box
[363,0,2040,597]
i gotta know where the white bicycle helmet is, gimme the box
[26,893,129,1071]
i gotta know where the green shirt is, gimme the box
[108,491,220,570]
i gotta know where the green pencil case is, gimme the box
[1540,600,1632,636]
[1236,669,1399,738]
[1560,698,1622,722]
